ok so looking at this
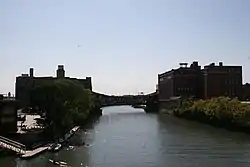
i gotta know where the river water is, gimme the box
[1,105,250,167]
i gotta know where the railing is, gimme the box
[0,136,26,154]
[21,125,44,130]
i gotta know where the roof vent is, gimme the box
[179,63,188,68]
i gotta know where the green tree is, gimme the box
[30,79,95,139]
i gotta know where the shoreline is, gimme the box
[157,97,250,135]
[173,109,250,134]
[0,108,102,159]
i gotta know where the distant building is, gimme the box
[158,61,243,101]
[15,65,92,107]
[203,62,242,99]
[0,99,18,134]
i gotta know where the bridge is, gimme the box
[2,91,156,109]
[92,92,155,107]
[3,91,155,108]
[0,93,15,101]
[0,135,26,154]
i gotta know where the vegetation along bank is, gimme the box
[173,97,250,133]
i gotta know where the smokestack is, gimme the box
[29,68,34,77]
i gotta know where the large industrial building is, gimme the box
[202,62,242,99]
[15,65,92,107]
[158,62,203,101]
[158,61,242,101]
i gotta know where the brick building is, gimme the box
[203,62,242,99]
[158,61,242,102]
[158,61,203,101]
[15,65,92,107]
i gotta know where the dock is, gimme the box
[64,126,80,141]
[18,126,80,159]
[21,146,49,159]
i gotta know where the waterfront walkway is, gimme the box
[0,126,80,159]
[0,136,26,154]
[21,146,49,159]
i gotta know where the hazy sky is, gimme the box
[1,0,250,95]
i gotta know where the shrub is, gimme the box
[178,97,250,125]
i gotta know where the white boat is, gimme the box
[48,143,62,152]
[49,159,68,166]
[53,144,62,151]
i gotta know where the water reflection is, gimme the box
[157,115,250,167]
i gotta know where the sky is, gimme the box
[1,0,250,95]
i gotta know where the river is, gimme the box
[1,105,250,167]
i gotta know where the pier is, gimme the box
[21,146,49,159]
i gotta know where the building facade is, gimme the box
[158,61,242,101]
[15,65,92,107]
[158,61,203,101]
[203,62,242,99]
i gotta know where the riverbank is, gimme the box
[173,97,250,134]
[144,93,158,113]
[19,126,81,159]
[132,104,146,109]
[0,107,102,159]
[22,108,102,159]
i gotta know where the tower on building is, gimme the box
[29,68,34,77]
[56,65,65,78]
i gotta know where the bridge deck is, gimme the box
[0,136,26,154]
[21,146,49,159]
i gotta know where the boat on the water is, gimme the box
[48,143,62,152]
[49,159,68,166]
[132,104,146,109]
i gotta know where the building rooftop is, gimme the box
[159,61,242,76]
